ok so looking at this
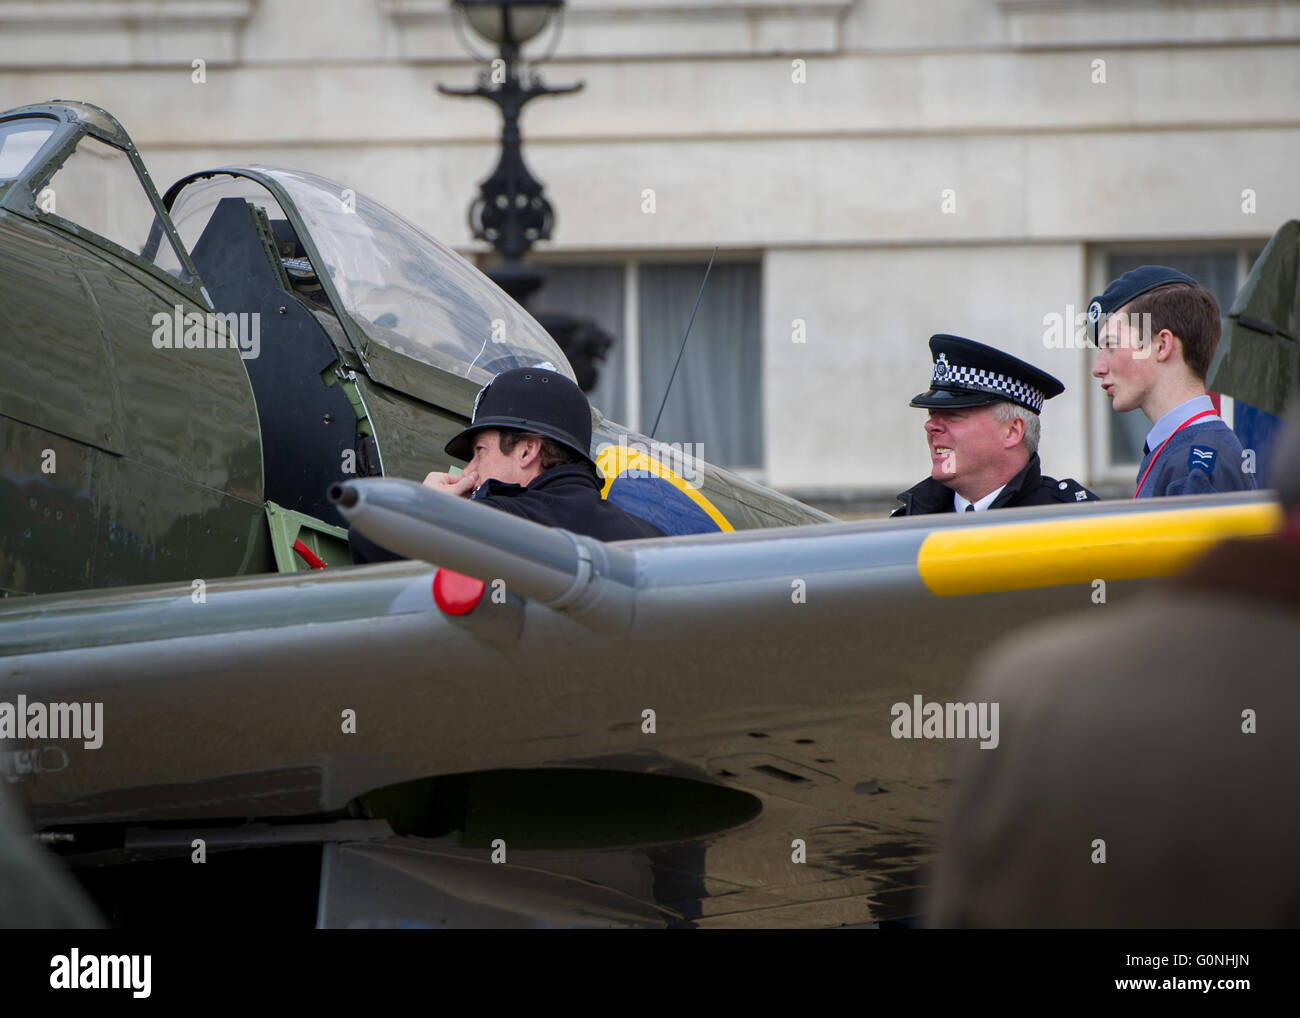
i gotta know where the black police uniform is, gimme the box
[891,334,1098,516]
[348,366,664,563]
[471,464,662,537]
[891,453,1096,516]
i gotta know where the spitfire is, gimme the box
[1,101,832,598]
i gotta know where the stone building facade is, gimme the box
[2,0,1297,500]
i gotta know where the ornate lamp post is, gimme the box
[438,0,581,305]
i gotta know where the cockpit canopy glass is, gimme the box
[39,134,189,281]
[0,118,55,181]
[169,174,292,253]
[258,167,574,385]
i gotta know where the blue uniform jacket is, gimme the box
[1135,419,1257,498]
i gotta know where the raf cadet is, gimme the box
[349,367,664,563]
[1088,266,1256,498]
[892,335,1098,516]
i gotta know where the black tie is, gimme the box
[965,504,975,512]
[1143,442,1151,456]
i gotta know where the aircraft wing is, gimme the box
[0,484,1280,927]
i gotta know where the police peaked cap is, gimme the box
[910,334,1065,415]
[1086,265,1199,345]
[445,366,598,474]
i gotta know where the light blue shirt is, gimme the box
[1144,395,1218,454]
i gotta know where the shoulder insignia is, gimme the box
[1189,446,1216,474]
[1048,477,1097,503]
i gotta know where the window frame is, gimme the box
[522,250,767,476]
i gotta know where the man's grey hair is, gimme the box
[1272,403,1300,513]
[991,400,1040,457]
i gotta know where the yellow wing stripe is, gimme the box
[917,503,1281,596]
[596,445,734,532]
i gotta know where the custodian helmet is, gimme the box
[444,366,597,473]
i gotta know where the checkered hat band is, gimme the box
[933,362,1045,413]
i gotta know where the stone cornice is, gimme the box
[0,1,256,66]
[0,1,254,27]
[384,0,855,58]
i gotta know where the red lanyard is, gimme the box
[1134,409,1218,497]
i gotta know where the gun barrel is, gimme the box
[330,478,637,628]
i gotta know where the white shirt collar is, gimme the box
[1144,395,1217,453]
[954,484,1007,513]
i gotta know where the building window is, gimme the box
[528,263,627,423]
[530,259,764,470]
[1088,245,1263,479]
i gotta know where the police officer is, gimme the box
[350,367,664,563]
[892,335,1097,516]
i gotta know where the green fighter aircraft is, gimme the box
[0,101,828,600]
[0,102,1291,928]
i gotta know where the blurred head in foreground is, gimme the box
[925,406,1300,927]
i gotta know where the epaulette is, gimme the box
[1046,476,1098,503]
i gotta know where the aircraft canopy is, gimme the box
[240,167,574,386]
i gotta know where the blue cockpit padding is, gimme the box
[605,475,722,535]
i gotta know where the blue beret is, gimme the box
[1086,266,1199,345]
[910,334,1064,415]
